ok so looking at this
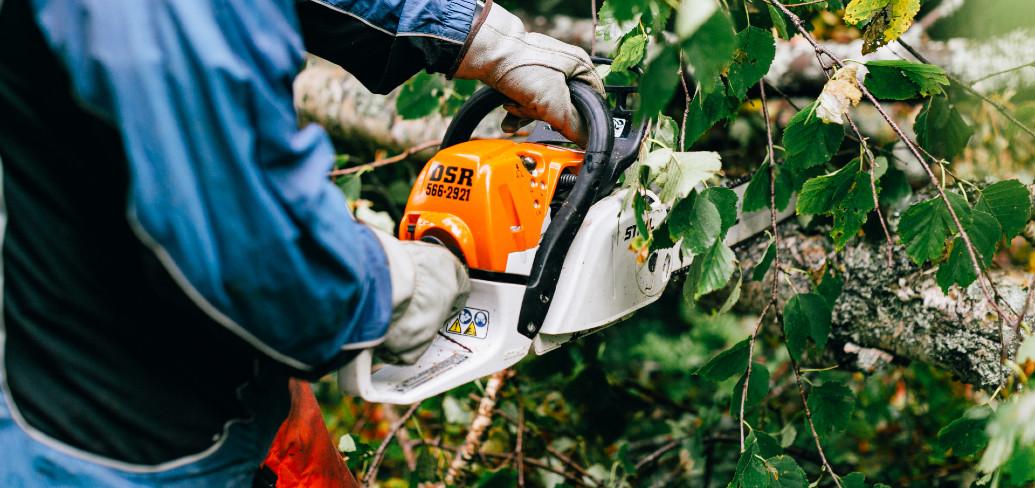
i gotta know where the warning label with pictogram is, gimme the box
[442,307,489,339]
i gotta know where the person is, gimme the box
[0,0,602,485]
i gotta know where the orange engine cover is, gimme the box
[399,140,584,273]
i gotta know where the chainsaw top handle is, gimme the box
[439,81,616,339]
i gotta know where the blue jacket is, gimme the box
[29,0,476,372]
[0,0,477,470]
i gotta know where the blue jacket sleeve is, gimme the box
[29,0,393,375]
[297,0,479,93]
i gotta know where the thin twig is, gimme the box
[383,405,417,471]
[330,140,442,177]
[845,114,895,267]
[364,402,420,486]
[758,80,781,309]
[546,445,601,486]
[679,56,693,152]
[970,60,1035,84]
[496,406,602,486]
[634,439,680,471]
[445,369,509,485]
[782,0,827,6]
[896,39,1035,141]
[790,359,843,488]
[1014,276,1035,356]
[739,300,775,452]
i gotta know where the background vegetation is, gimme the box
[311,0,1035,486]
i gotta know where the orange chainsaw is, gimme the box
[341,81,792,404]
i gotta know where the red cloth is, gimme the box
[263,380,359,488]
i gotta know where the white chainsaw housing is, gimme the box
[533,189,677,353]
[339,279,532,404]
[340,189,678,404]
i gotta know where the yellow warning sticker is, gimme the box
[442,307,490,339]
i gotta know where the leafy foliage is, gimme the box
[329,1,1035,486]
[783,293,833,361]
[782,102,846,171]
[914,95,974,160]
[864,60,949,100]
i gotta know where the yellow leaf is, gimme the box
[843,0,891,25]
[883,0,921,43]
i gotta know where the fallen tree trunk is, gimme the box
[736,203,1031,389]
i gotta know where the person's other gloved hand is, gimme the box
[371,229,470,365]
[453,4,604,147]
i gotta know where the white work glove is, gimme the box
[453,4,605,146]
[371,229,470,365]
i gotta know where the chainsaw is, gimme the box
[340,80,794,404]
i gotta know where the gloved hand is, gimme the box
[453,3,604,146]
[370,229,470,365]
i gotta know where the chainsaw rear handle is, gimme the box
[440,81,615,339]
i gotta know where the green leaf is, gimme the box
[733,444,769,487]
[831,172,879,250]
[816,269,844,306]
[768,5,790,40]
[697,338,750,381]
[682,10,736,94]
[841,472,867,488]
[473,467,518,488]
[754,431,784,458]
[937,406,992,457]
[702,186,739,233]
[783,293,833,361]
[684,238,737,300]
[782,102,845,171]
[416,446,436,480]
[670,191,722,255]
[767,455,808,488]
[731,363,770,412]
[880,163,912,207]
[638,46,681,119]
[727,27,776,99]
[605,0,651,22]
[796,160,861,215]
[650,220,675,251]
[634,191,650,240]
[807,381,856,435]
[898,192,970,265]
[752,242,777,281]
[915,96,974,160]
[612,33,648,72]
[742,161,793,213]
[658,151,723,204]
[336,173,362,202]
[977,179,1031,241]
[397,72,442,119]
[843,0,891,25]
[864,60,949,100]
[683,77,739,147]
[936,210,1000,292]
[1002,444,1035,484]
